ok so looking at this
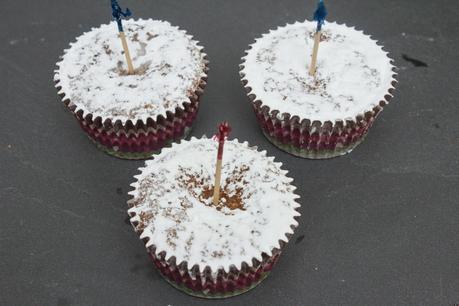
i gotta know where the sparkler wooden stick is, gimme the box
[213,122,231,205]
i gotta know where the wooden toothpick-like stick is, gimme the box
[213,158,223,205]
[119,32,135,75]
[309,31,321,76]
[212,122,231,206]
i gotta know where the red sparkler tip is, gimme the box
[215,122,231,142]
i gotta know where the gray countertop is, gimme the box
[1,0,458,305]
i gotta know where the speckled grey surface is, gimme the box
[1,0,458,305]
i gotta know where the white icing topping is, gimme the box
[128,137,300,273]
[241,21,395,122]
[55,19,206,123]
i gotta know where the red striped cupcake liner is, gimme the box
[240,29,398,159]
[128,210,293,298]
[148,245,282,298]
[250,98,385,159]
[72,96,201,159]
[55,54,209,160]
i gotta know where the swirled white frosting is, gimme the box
[241,21,396,122]
[128,137,300,273]
[55,19,207,123]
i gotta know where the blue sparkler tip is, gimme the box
[111,0,119,11]
[313,0,328,32]
[110,0,132,32]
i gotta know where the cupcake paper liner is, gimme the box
[145,243,281,298]
[55,23,209,160]
[240,22,398,159]
[127,138,301,298]
[73,97,200,159]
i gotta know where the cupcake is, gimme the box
[127,137,301,298]
[240,20,397,159]
[55,19,208,159]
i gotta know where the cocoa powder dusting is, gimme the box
[177,165,251,212]
[137,211,154,231]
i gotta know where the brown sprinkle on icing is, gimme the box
[177,165,251,213]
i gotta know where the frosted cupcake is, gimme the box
[55,19,208,159]
[240,20,397,159]
[127,137,300,298]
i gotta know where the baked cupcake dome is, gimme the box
[128,137,301,298]
[55,19,208,159]
[240,20,397,159]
